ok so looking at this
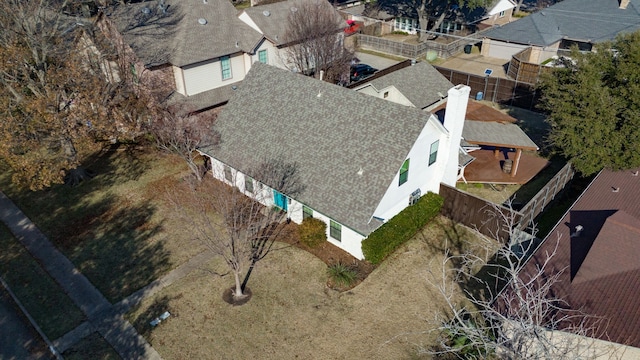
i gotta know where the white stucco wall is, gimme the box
[182,54,247,96]
[372,119,447,222]
[204,155,366,259]
[441,85,470,186]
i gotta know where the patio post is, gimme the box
[511,148,522,177]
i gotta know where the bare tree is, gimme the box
[150,108,219,181]
[0,0,153,189]
[171,158,305,304]
[425,203,615,359]
[281,0,353,83]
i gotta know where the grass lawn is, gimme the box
[1,147,491,358]
[0,223,85,339]
[0,147,206,302]
[125,216,485,359]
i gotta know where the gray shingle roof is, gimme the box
[242,0,344,46]
[462,120,538,150]
[108,0,263,67]
[483,0,640,46]
[366,62,453,110]
[200,63,437,235]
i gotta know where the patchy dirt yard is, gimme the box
[126,217,482,359]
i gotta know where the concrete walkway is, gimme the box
[0,192,161,359]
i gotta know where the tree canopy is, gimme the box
[0,0,150,190]
[372,0,491,41]
[538,31,640,176]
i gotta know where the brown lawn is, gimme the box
[126,217,483,359]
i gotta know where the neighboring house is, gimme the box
[338,4,395,36]
[238,0,346,73]
[481,0,640,61]
[390,0,516,35]
[352,61,453,111]
[99,0,264,111]
[507,167,640,353]
[199,63,470,259]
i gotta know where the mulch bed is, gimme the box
[278,222,376,290]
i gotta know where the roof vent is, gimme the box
[141,7,151,14]
[235,41,239,47]
[570,225,584,238]
[633,170,639,176]
[198,18,207,25]
[357,168,363,176]
[612,186,620,193]
[263,10,270,16]
[203,0,208,3]
[317,91,322,98]
[290,6,298,12]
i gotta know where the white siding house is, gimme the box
[199,63,470,259]
[238,0,346,73]
[104,0,264,109]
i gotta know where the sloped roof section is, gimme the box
[242,0,344,46]
[516,166,640,347]
[367,62,453,110]
[572,210,640,285]
[109,0,263,67]
[200,63,437,235]
[463,120,538,150]
[483,0,640,46]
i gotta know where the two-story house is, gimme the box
[199,63,470,259]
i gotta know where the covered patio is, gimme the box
[461,149,549,184]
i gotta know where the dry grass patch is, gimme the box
[127,217,485,359]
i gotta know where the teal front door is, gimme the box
[273,190,288,211]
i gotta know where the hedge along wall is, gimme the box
[362,192,444,264]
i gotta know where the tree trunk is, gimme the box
[240,260,256,293]
[417,1,429,42]
[64,167,96,187]
[233,271,244,298]
[428,10,448,35]
[515,0,524,13]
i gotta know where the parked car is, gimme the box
[350,64,378,82]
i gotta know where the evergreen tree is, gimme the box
[538,31,640,176]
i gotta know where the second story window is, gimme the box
[399,158,409,186]
[258,50,268,64]
[221,56,232,80]
[429,140,439,166]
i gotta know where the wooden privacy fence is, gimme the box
[439,162,575,243]
[434,67,540,110]
[517,162,575,229]
[356,30,489,60]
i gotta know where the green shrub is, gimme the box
[298,217,327,248]
[362,192,443,264]
[327,262,359,288]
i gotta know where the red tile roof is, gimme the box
[514,167,640,347]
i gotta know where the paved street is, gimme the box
[0,287,52,359]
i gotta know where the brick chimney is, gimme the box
[441,84,471,186]
[620,0,630,9]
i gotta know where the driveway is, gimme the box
[354,51,401,71]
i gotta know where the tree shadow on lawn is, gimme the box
[429,219,503,304]
[3,145,174,303]
[61,199,171,303]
